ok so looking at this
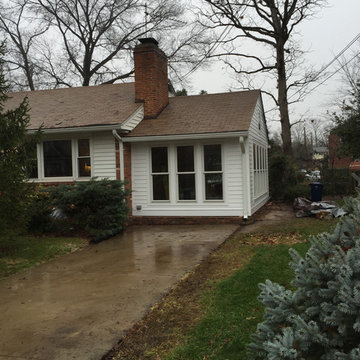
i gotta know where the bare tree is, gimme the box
[199,0,327,156]
[0,0,49,90]
[1,0,207,89]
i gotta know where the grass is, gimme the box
[107,215,337,360]
[163,218,335,360]
[165,243,309,360]
[0,234,88,278]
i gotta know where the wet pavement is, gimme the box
[0,224,238,360]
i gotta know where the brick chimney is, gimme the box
[134,38,169,119]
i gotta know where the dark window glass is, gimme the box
[177,146,194,172]
[78,158,91,177]
[152,147,168,173]
[205,173,223,200]
[78,139,90,156]
[44,140,72,177]
[204,144,221,171]
[178,174,196,200]
[153,174,169,200]
[78,139,91,177]
[27,143,38,179]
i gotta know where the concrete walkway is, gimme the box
[0,224,237,360]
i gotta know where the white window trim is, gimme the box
[30,137,93,182]
[202,144,225,202]
[149,142,225,205]
[150,146,170,202]
[253,142,268,199]
[176,145,197,202]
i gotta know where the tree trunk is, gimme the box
[277,42,293,157]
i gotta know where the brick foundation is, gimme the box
[128,216,243,225]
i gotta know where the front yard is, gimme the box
[105,215,337,360]
[0,234,87,278]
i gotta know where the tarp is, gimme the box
[293,197,347,218]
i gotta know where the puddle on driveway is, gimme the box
[0,224,238,360]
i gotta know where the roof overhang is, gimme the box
[123,131,248,143]
[27,123,125,135]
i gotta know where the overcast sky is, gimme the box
[187,0,360,135]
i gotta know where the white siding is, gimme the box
[248,96,269,214]
[131,139,245,217]
[92,132,116,179]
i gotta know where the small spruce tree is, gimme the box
[250,192,360,359]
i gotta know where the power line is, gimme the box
[305,51,360,95]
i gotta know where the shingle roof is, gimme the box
[126,90,260,137]
[5,84,260,135]
[5,83,141,130]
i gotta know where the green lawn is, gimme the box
[0,234,87,277]
[163,217,336,360]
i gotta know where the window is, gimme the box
[253,144,268,198]
[44,140,72,177]
[28,138,91,180]
[78,139,91,177]
[151,147,169,200]
[28,143,38,179]
[203,144,223,200]
[177,146,195,200]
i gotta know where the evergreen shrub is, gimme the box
[322,168,351,196]
[250,191,360,359]
[48,179,130,240]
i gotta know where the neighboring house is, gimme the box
[312,146,328,161]
[328,133,352,169]
[5,38,269,223]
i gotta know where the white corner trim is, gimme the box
[123,131,248,143]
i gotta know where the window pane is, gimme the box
[152,147,168,173]
[78,158,91,177]
[178,174,195,200]
[177,146,194,172]
[153,174,169,200]
[29,160,38,179]
[205,173,223,200]
[204,144,221,171]
[78,139,90,157]
[44,140,72,177]
[27,143,38,179]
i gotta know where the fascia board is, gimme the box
[123,131,248,143]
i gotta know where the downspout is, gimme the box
[239,136,250,219]
[112,129,125,182]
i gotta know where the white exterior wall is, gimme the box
[131,138,244,217]
[92,132,117,179]
[248,97,270,214]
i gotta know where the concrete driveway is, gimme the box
[0,224,237,360]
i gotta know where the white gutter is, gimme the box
[123,131,248,143]
[27,124,123,135]
[112,130,125,182]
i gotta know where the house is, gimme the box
[5,38,269,224]
[328,133,352,169]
